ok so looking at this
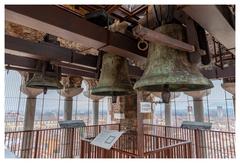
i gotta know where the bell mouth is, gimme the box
[134,83,213,92]
[26,80,63,90]
[91,86,134,96]
[134,73,214,92]
[26,84,63,90]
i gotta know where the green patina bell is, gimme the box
[26,61,63,90]
[91,53,134,96]
[134,23,213,92]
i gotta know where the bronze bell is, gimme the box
[91,53,134,96]
[26,61,63,90]
[134,23,213,92]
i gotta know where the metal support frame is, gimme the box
[5,5,147,62]
[5,52,234,80]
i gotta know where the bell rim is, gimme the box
[134,82,213,92]
[91,86,134,96]
[26,81,63,89]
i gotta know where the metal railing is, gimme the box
[144,141,192,158]
[80,138,138,158]
[5,124,120,158]
[80,134,191,158]
[143,124,235,158]
[5,124,235,158]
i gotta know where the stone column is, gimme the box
[58,77,83,158]
[152,92,180,126]
[106,97,113,124]
[58,76,84,121]
[142,92,154,125]
[118,94,137,131]
[83,91,103,125]
[58,88,83,158]
[185,90,211,158]
[21,87,43,130]
[221,78,235,115]
[84,79,104,126]
[165,103,171,126]
[19,72,43,158]
[185,90,210,122]
[92,100,99,125]
[58,87,84,121]
[64,97,73,120]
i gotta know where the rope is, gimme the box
[40,92,45,129]
[159,103,162,124]
[87,88,90,125]
[57,93,61,127]
[224,90,230,131]
[173,92,178,127]
[101,99,104,124]
[187,96,191,121]
[14,74,23,131]
[206,90,210,123]
[75,95,78,120]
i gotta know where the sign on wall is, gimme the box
[140,102,152,113]
[114,113,125,119]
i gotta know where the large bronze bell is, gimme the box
[91,53,133,96]
[134,23,213,92]
[26,61,63,90]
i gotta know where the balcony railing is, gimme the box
[4,124,235,158]
[4,124,120,158]
[144,124,235,158]
[80,133,191,158]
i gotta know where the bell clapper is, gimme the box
[43,87,47,94]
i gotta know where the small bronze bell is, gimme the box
[91,53,134,96]
[26,61,63,90]
[134,23,213,92]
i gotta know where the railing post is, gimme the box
[33,130,39,158]
[188,142,192,158]
[165,126,167,138]
[156,137,160,158]
[98,125,101,134]
[70,128,74,158]
[80,140,84,158]
[194,129,200,158]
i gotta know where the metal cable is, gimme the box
[87,88,90,125]
[159,103,162,124]
[14,74,23,131]
[173,92,178,127]
[224,90,230,131]
[187,95,191,121]
[75,95,78,120]
[57,93,61,127]
[206,90,210,123]
[40,92,45,129]
[101,99,104,124]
